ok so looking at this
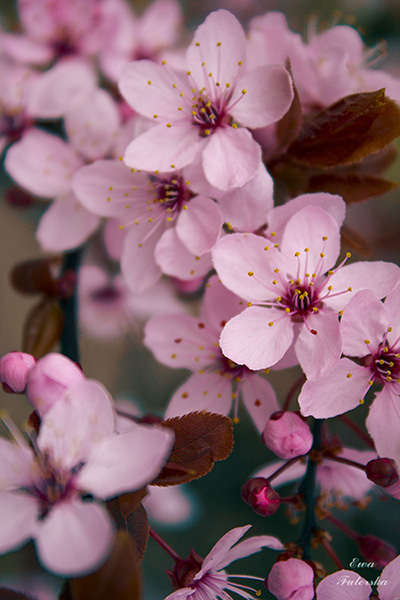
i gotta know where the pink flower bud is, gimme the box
[0,352,36,393]
[241,477,280,516]
[267,558,315,600]
[357,534,397,568]
[26,352,85,415]
[365,458,399,488]
[262,412,313,459]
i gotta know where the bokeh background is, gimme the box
[1,0,400,598]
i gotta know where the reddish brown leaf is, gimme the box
[341,224,373,257]
[153,411,234,486]
[118,489,148,519]
[68,532,142,600]
[106,496,149,562]
[0,591,36,600]
[275,81,303,153]
[22,298,64,358]
[308,172,397,204]
[288,89,400,167]
[10,258,62,297]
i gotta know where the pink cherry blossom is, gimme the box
[72,159,220,292]
[144,275,279,431]
[0,379,174,576]
[119,9,293,190]
[299,287,400,424]
[316,555,400,600]
[213,204,400,379]
[165,524,284,600]
[267,558,315,600]
[0,352,36,393]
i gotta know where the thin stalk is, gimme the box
[60,250,81,363]
[324,513,358,540]
[149,527,182,563]
[324,454,367,471]
[267,456,303,483]
[320,536,345,570]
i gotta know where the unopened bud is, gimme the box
[357,534,397,568]
[266,558,315,600]
[0,352,36,393]
[241,477,280,516]
[366,458,399,488]
[262,411,313,459]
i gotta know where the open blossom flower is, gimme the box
[119,9,293,191]
[316,555,400,600]
[0,379,174,575]
[144,275,279,431]
[212,204,400,379]
[165,524,284,600]
[299,286,400,431]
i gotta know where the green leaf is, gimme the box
[288,89,400,167]
[153,411,234,486]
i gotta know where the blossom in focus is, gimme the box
[316,555,400,600]
[119,9,293,190]
[0,379,174,575]
[213,203,400,379]
[165,524,284,600]
[144,275,279,431]
[267,558,315,600]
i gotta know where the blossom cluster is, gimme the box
[1,0,400,598]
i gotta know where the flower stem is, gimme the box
[149,527,182,563]
[267,456,302,483]
[297,419,322,559]
[324,513,358,540]
[320,536,345,570]
[324,454,367,471]
[60,250,81,363]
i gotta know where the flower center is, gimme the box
[152,175,192,212]
[31,453,83,516]
[370,343,400,385]
[192,98,225,136]
[91,284,121,305]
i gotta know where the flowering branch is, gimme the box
[59,249,81,363]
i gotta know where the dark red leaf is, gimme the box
[22,298,65,358]
[106,495,149,562]
[10,258,62,297]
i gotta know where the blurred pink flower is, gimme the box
[0,352,36,393]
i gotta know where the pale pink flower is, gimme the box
[212,204,400,379]
[25,352,85,415]
[99,0,183,82]
[0,352,36,394]
[78,264,185,339]
[262,412,313,459]
[299,287,400,429]
[0,379,174,576]
[267,558,315,600]
[144,275,279,431]
[119,9,293,191]
[165,524,284,600]
[72,159,220,291]
[316,555,400,600]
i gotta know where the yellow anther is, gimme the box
[119,225,124,230]
[172,83,177,89]
[241,88,247,94]
[274,268,279,273]
[226,222,233,230]
[313,307,318,313]
[265,368,271,374]
[365,339,370,344]
[338,310,343,316]
[107,197,111,202]
[368,380,373,386]
[347,287,353,292]
[272,279,277,285]
[205,129,211,135]
[328,285,333,291]
[238,60,243,65]
[322,236,327,241]
[346,252,352,258]
[320,252,325,258]
[170,164,175,168]
[232,123,238,129]
[388,326,393,332]
[171,354,176,359]
[147,80,152,85]
[305,247,310,253]
[119,156,123,161]
[183,205,188,210]
[285,308,291,313]
[192,110,197,116]
[225,82,230,88]
[148,218,153,223]
[305,273,310,278]
[166,123,172,128]
[248,271,254,277]
[216,41,222,46]
[383,346,389,352]
[264,246,269,251]
[346,373,352,379]
[208,72,213,77]
[328,270,333,275]
[134,220,139,225]
[177,106,182,111]
[186,70,191,75]
[125,204,130,209]
[268,321,274,327]
[379,359,385,365]
[295,251,300,257]
[247,302,252,307]
[359,398,364,405]
[161,60,166,65]
[195,41,200,46]
[233,417,240,424]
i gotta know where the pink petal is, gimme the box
[316,570,371,600]
[384,282,400,324]
[72,159,150,219]
[143,485,193,526]
[0,33,53,64]
[255,460,307,488]
[202,127,261,191]
[144,313,217,369]
[36,194,100,252]
[121,223,164,293]
[268,558,315,600]
[318,448,377,501]
[78,422,174,498]
[176,195,223,256]
[241,375,279,432]
[34,499,114,576]
[155,228,213,280]
[65,88,120,161]
[280,205,340,276]
[27,59,97,119]
[220,307,294,371]
[200,274,246,331]
[298,358,371,418]
[216,163,273,232]
[0,439,34,490]
[5,128,82,198]
[341,289,390,357]
[0,492,39,554]
[104,219,126,260]
[230,65,293,128]
[138,0,183,53]
[267,193,346,244]
[37,380,115,470]
[380,556,400,600]
[124,123,200,173]
[165,372,232,419]
[324,262,400,312]
[186,10,246,87]
[219,535,284,570]
[366,389,400,466]
[119,59,187,119]
[199,525,252,574]
[212,233,281,302]
[295,312,342,379]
